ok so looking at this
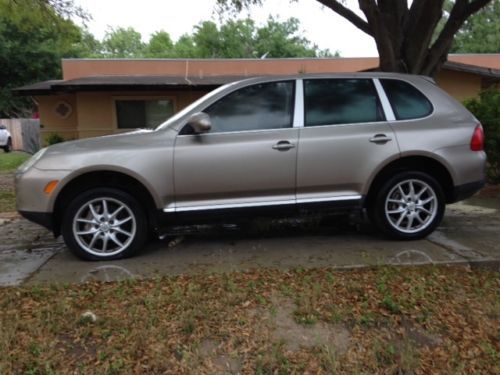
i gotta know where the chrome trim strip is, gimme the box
[167,199,296,213]
[163,194,362,213]
[373,78,396,122]
[293,79,304,128]
[296,195,362,204]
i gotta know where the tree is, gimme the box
[216,0,494,76]
[254,17,327,58]
[450,1,500,53]
[145,31,175,57]
[0,0,85,117]
[102,27,145,58]
[169,17,331,58]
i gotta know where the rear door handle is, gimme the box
[272,140,295,151]
[369,134,392,143]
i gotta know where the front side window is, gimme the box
[304,79,384,127]
[116,99,174,129]
[380,79,433,120]
[204,81,294,133]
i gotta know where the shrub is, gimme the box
[464,88,500,184]
[46,133,65,146]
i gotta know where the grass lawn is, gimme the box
[0,265,498,374]
[0,152,30,212]
[0,151,30,174]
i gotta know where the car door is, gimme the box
[171,80,299,212]
[296,78,400,204]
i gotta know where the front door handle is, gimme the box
[369,134,392,143]
[272,140,295,151]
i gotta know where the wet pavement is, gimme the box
[0,196,499,286]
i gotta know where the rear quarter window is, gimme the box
[381,79,433,120]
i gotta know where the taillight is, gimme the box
[470,123,484,151]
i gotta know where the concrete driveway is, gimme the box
[0,195,499,286]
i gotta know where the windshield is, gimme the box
[156,81,239,130]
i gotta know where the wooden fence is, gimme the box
[0,119,40,154]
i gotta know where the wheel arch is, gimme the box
[365,155,455,208]
[53,170,160,237]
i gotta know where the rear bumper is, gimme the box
[19,211,54,232]
[450,179,485,203]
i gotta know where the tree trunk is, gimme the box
[319,0,493,76]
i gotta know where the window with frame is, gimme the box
[304,79,385,127]
[204,81,295,133]
[380,79,433,120]
[116,99,174,129]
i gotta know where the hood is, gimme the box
[34,128,176,171]
[45,129,156,154]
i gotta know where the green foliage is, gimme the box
[102,27,145,58]
[450,1,500,53]
[144,31,174,58]
[176,17,333,58]
[78,17,333,59]
[464,88,500,183]
[0,0,85,117]
[45,133,65,146]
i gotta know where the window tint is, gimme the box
[304,79,384,127]
[116,99,174,129]
[381,79,433,120]
[205,81,294,133]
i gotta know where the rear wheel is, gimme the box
[61,188,148,260]
[369,171,445,240]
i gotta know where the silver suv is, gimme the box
[16,73,486,260]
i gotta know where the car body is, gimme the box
[0,124,12,152]
[15,73,486,260]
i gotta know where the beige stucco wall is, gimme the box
[435,70,482,102]
[36,90,208,142]
[37,94,78,143]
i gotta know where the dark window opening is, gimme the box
[381,79,433,120]
[304,79,384,127]
[116,99,174,129]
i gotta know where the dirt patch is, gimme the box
[249,295,351,354]
[196,339,242,374]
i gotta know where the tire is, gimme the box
[61,188,148,260]
[3,138,11,153]
[368,171,445,240]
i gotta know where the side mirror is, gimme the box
[186,112,211,134]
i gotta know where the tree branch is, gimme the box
[422,0,493,75]
[316,0,372,36]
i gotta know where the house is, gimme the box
[15,54,500,142]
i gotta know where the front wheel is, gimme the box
[369,172,445,240]
[61,188,148,260]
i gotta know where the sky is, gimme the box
[73,0,378,57]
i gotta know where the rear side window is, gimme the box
[304,79,384,127]
[381,79,433,120]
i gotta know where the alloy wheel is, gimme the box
[72,197,137,257]
[384,179,438,234]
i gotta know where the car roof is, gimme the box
[233,72,434,85]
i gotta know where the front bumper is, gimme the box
[19,211,54,232]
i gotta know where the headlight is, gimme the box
[16,148,47,174]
